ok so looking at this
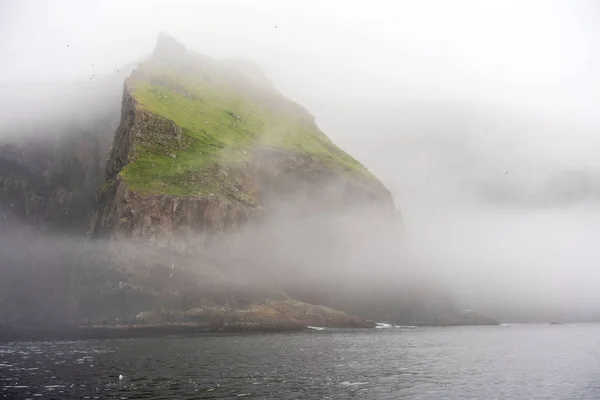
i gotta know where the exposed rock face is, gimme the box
[91,37,393,244]
[0,127,114,232]
[0,75,123,232]
[0,74,125,328]
[90,88,258,245]
[82,34,395,329]
[0,34,496,333]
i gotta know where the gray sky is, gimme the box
[3,1,598,108]
[3,0,600,319]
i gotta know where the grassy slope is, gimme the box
[120,59,375,197]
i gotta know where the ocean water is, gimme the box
[2,324,600,399]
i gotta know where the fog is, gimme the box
[3,0,600,322]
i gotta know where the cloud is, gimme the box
[2,0,600,321]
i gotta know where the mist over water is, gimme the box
[340,103,600,321]
[2,0,600,322]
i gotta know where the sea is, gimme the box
[2,323,599,399]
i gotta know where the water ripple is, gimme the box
[2,325,600,399]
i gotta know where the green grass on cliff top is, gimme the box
[119,60,373,197]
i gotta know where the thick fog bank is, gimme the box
[3,0,600,322]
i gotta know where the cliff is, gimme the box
[0,34,497,333]
[91,33,391,240]
[82,33,395,329]
[0,71,128,232]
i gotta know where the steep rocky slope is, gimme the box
[84,33,395,329]
[0,34,496,332]
[0,74,125,232]
[91,33,392,240]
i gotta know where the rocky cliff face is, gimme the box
[0,74,124,232]
[91,33,392,243]
[81,33,398,328]
[0,126,113,232]
[0,74,124,327]
[0,34,496,332]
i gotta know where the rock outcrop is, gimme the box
[0,33,497,333]
[91,33,392,242]
[0,73,124,232]
[83,33,396,329]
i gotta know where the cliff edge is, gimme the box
[0,34,497,333]
[85,33,396,330]
[92,33,392,241]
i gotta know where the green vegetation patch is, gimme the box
[119,60,373,197]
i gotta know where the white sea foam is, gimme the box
[377,322,417,328]
[340,381,368,386]
[306,326,326,331]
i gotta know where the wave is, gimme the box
[375,322,416,329]
[306,326,326,331]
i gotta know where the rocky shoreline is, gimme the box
[0,323,312,342]
[0,320,503,342]
[0,299,379,342]
[0,309,501,343]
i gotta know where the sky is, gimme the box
[2,0,600,320]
